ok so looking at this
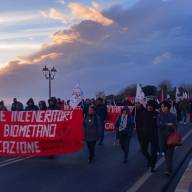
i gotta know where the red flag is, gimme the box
[127,96,132,103]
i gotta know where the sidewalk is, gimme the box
[175,158,192,192]
[129,125,192,192]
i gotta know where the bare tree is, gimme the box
[96,91,105,99]
[119,84,137,97]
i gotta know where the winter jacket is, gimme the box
[25,98,39,111]
[179,100,190,113]
[84,114,101,142]
[132,105,146,130]
[115,115,134,137]
[96,104,107,122]
[25,105,39,111]
[157,112,177,142]
[141,110,159,142]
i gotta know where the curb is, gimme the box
[175,158,192,192]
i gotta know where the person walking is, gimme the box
[179,99,190,124]
[96,97,107,145]
[158,101,178,176]
[141,100,159,172]
[132,100,145,149]
[84,106,101,164]
[115,107,134,164]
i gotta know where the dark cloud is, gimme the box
[0,0,192,103]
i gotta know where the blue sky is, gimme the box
[0,0,191,103]
[0,0,135,66]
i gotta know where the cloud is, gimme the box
[0,12,42,25]
[40,8,66,22]
[68,3,114,26]
[57,0,65,5]
[91,1,102,10]
[51,30,80,44]
[0,27,61,41]
[0,43,41,50]
[153,52,172,65]
[40,2,114,26]
[17,52,63,64]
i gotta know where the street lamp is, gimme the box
[42,66,57,98]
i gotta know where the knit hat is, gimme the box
[146,100,156,109]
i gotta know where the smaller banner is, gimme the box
[105,106,134,131]
[70,84,84,108]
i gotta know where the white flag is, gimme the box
[183,92,188,99]
[135,84,145,102]
[176,87,180,102]
[70,84,84,108]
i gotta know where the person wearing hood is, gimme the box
[48,97,59,110]
[25,98,39,111]
[115,107,134,163]
[38,100,47,110]
[141,100,159,172]
[0,101,8,111]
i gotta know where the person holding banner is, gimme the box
[38,100,47,110]
[11,98,24,111]
[47,97,59,159]
[25,98,39,111]
[115,107,134,164]
[48,97,59,110]
[84,106,101,164]
[0,101,8,111]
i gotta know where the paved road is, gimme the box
[0,124,191,192]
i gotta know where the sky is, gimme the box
[0,0,192,103]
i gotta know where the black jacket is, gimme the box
[25,105,39,111]
[141,110,159,142]
[96,104,107,122]
[84,114,101,142]
[25,98,39,111]
[115,115,134,137]
[132,105,145,130]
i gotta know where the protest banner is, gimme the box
[105,106,134,131]
[0,109,83,156]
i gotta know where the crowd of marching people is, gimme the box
[81,97,192,176]
[0,96,192,177]
[0,97,70,111]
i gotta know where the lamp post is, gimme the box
[42,66,57,98]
